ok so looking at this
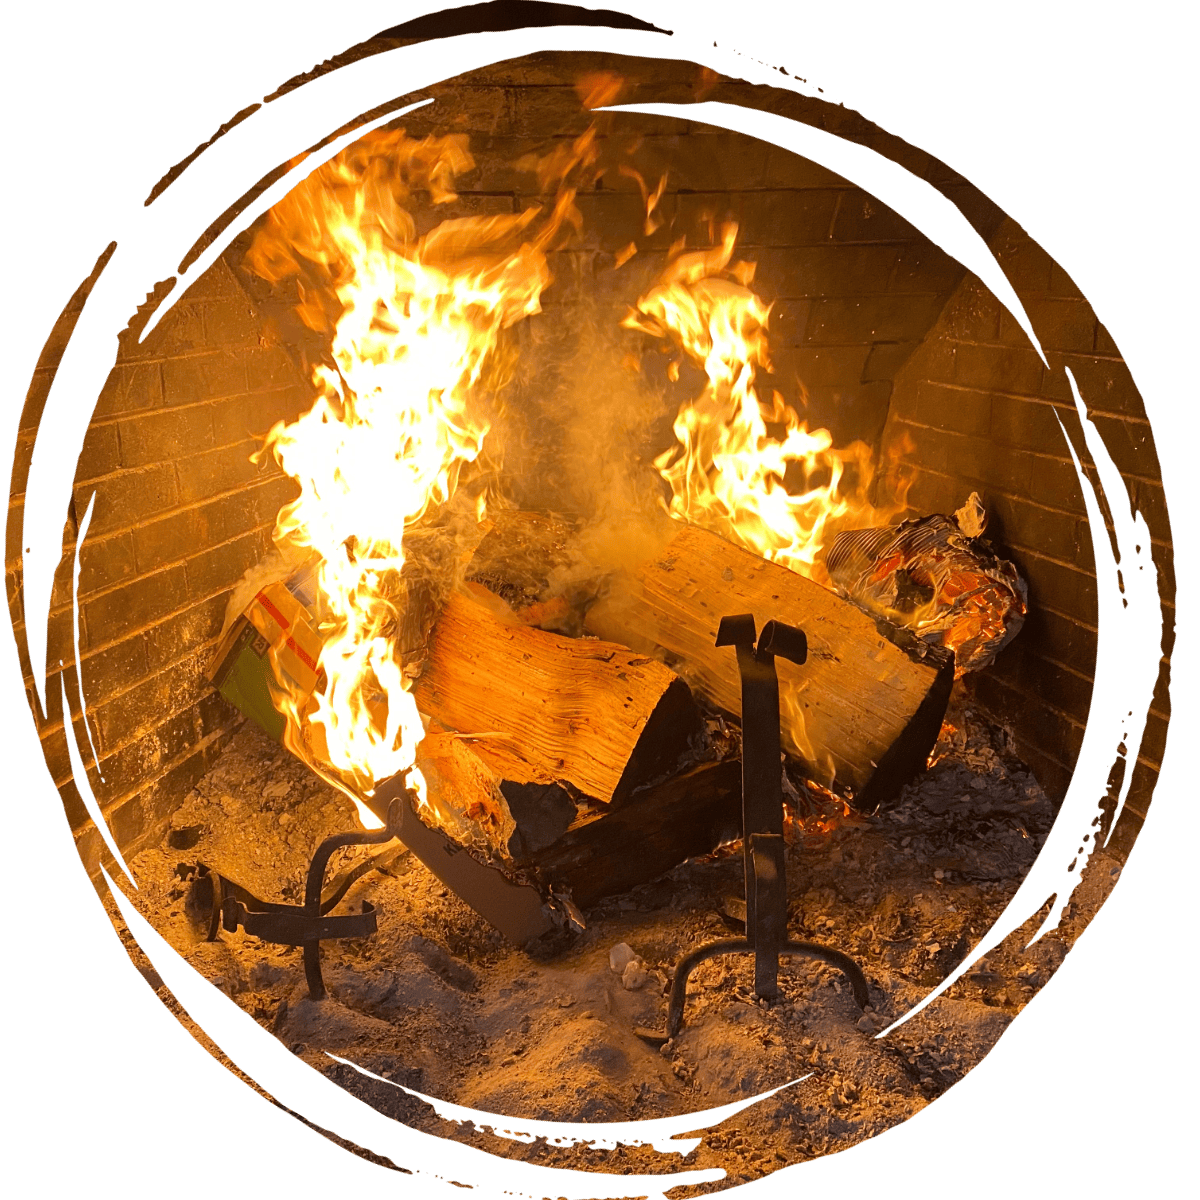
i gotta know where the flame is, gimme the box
[623,222,890,585]
[247,125,589,800]
[624,223,901,783]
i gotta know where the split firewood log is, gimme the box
[412,584,704,806]
[585,523,954,812]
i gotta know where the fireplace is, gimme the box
[8,24,1174,1187]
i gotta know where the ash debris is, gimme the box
[110,691,1121,1187]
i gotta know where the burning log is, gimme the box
[415,727,741,909]
[411,585,704,807]
[585,523,954,812]
[525,758,743,907]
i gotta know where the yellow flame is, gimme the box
[624,222,888,585]
[248,125,590,798]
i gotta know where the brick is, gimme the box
[75,530,137,598]
[888,244,964,296]
[201,295,264,350]
[177,259,246,304]
[864,128,933,179]
[891,381,992,437]
[939,184,1006,242]
[19,369,54,432]
[1139,709,1169,770]
[768,299,811,347]
[35,700,101,793]
[990,224,1054,294]
[1025,452,1089,516]
[1094,324,1120,356]
[972,670,1086,765]
[798,380,892,447]
[886,423,1033,497]
[988,493,1090,565]
[862,341,919,383]
[72,462,178,536]
[71,821,107,880]
[1002,297,1096,354]
[118,403,214,468]
[953,342,1044,395]
[34,296,84,373]
[92,647,212,750]
[212,385,313,445]
[1112,761,1157,841]
[1006,739,1073,801]
[1048,260,1086,300]
[103,789,151,855]
[82,565,187,651]
[94,361,164,419]
[988,394,1078,456]
[992,645,1093,723]
[245,345,305,392]
[1016,552,1099,627]
[670,189,842,248]
[939,280,1002,342]
[136,729,234,835]
[786,344,871,387]
[806,294,944,343]
[175,439,266,504]
[95,712,197,796]
[162,350,247,404]
[57,776,93,831]
[759,146,849,191]
[121,302,207,361]
[132,478,289,572]
[75,422,123,482]
[185,528,269,601]
[1151,656,1172,720]
[1039,354,1145,418]
[78,632,151,696]
[1128,478,1173,547]
[1087,414,1160,482]
[13,599,84,682]
[831,190,918,242]
[561,191,664,254]
[1020,605,1098,677]
[9,430,34,496]
[1159,611,1176,667]
[758,244,902,299]
[144,594,228,673]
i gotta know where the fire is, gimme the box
[623,222,889,586]
[622,223,900,783]
[246,125,590,803]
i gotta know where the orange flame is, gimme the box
[247,126,587,800]
[623,222,891,585]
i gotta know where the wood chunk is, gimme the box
[527,759,744,907]
[412,587,703,806]
[585,523,953,812]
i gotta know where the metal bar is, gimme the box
[367,773,560,948]
[634,937,870,1045]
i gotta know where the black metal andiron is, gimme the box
[637,614,871,1044]
[190,769,563,1001]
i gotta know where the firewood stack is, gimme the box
[212,511,958,913]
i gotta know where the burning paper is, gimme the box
[825,492,1028,674]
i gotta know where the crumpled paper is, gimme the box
[825,493,1027,675]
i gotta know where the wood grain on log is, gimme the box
[585,523,953,811]
[412,586,703,806]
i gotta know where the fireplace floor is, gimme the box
[107,696,1121,1185]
